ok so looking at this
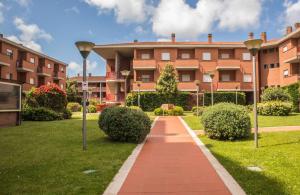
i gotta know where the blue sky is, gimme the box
[1,0,300,76]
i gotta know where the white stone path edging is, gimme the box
[178,116,246,195]
[103,117,159,195]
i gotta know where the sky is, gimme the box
[1,0,300,77]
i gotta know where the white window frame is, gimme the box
[203,74,212,82]
[161,52,170,61]
[242,53,251,61]
[181,74,191,82]
[141,53,151,60]
[181,53,190,59]
[243,74,252,82]
[283,46,288,52]
[283,69,289,77]
[47,63,51,69]
[221,53,230,59]
[6,73,10,80]
[61,67,64,72]
[141,74,151,82]
[6,49,13,57]
[202,52,211,61]
[221,74,230,82]
[29,57,35,64]
[29,78,35,84]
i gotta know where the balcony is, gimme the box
[106,72,124,82]
[133,59,157,70]
[132,82,156,91]
[0,53,11,67]
[37,66,52,77]
[217,59,240,70]
[283,46,300,63]
[53,71,65,80]
[174,59,199,70]
[16,60,35,72]
[177,82,197,91]
[217,81,241,91]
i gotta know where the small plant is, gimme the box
[62,108,72,119]
[88,105,97,113]
[201,103,251,140]
[154,106,184,116]
[257,101,292,116]
[154,107,164,116]
[261,87,291,102]
[99,106,151,143]
[67,102,82,112]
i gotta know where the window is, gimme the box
[60,84,64,89]
[269,48,275,53]
[141,75,150,82]
[181,74,191,82]
[242,53,251,61]
[270,64,275,68]
[283,69,289,77]
[29,78,34,84]
[161,52,170,60]
[221,74,230,82]
[262,49,268,54]
[47,63,51,68]
[202,52,211,60]
[203,74,212,82]
[6,49,13,58]
[6,73,10,80]
[276,63,280,68]
[283,46,288,52]
[141,53,151,60]
[61,67,64,72]
[221,53,230,59]
[243,74,252,82]
[29,57,35,64]
[264,64,268,69]
[181,53,190,59]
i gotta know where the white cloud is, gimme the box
[157,38,171,42]
[152,0,262,39]
[284,0,300,26]
[0,2,4,23]
[15,0,31,7]
[68,60,99,75]
[6,17,52,52]
[84,0,152,23]
[65,6,80,14]
[134,26,146,34]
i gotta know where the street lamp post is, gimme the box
[244,38,263,148]
[75,41,95,151]
[202,90,205,107]
[209,72,215,106]
[137,81,141,107]
[194,80,200,117]
[121,70,130,106]
[235,86,239,104]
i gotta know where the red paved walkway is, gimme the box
[118,116,231,195]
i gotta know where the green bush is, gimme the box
[201,103,251,140]
[67,102,82,112]
[22,107,63,121]
[88,105,97,113]
[126,92,190,111]
[204,92,246,106]
[191,106,205,116]
[257,101,292,116]
[154,108,164,116]
[261,87,291,102]
[129,106,142,111]
[168,106,184,116]
[89,99,100,106]
[62,108,72,119]
[98,107,151,143]
[245,104,253,112]
[282,82,300,112]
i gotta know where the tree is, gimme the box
[66,79,81,103]
[156,64,178,101]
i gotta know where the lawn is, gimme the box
[183,113,300,130]
[200,132,300,195]
[0,112,136,194]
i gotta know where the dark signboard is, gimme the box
[0,82,21,111]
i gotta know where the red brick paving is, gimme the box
[118,116,231,195]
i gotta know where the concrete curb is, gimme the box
[178,116,246,195]
[103,117,159,195]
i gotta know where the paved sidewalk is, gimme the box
[118,116,236,195]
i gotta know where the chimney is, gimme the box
[133,39,138,43]
[208,33,212,43]
[248,32,254,40]
[294,22,300,30]
[286,26,293,35]
[89,73,92,77]
[77,73,80,77]
[260,32,267,43]
[171,33,176,42]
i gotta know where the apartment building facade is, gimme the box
[93,23,300,104]
[69,74,106,102]
[0,34,67,92]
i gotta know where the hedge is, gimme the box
[282,82,300,112]
[154,106,184,116]
[261,87,291,102]
[126,92,190,111]
[22,107,63,121]
[257,101,292,116]
[203,92,246,106]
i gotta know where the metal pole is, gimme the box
[203,92,205,107]
[211,82,214,106]
[124,77,127,106]
[253,55,258,148]
[82,58,87,151]
[138,87,140,107]
[196,87,199,117]
[236,89,238,104]
[100,83,102,104]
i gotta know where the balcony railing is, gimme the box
[133,59,157,69]
[177,82,198,91]
[174,59,199,69]
[217,81,241,91]
[0,53,11,66]
[53,71,65,80]
[37,66,52,77]
[132,82,156,91]
[217,59,241,70]
[16,60,35,72]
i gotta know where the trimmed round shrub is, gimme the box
[257,101,292,116]
[22,107,63,121]
[192,106,205,116]
[168,106,184,116]
[201,103,251,140]
[154,107,164,116]
[88,105,97,113]
[99,107,151,143]
[62,108,72,119]
[261,87,291,102]
[67,102,82,112]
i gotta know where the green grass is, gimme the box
[0,112,136,194]
[200,132,300,195]
[183,113,300,130]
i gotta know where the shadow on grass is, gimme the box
[205,148,287,195]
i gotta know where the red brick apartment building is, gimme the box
[0,34,67,92]
[93,23,300,104]
[69,73,106,102]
